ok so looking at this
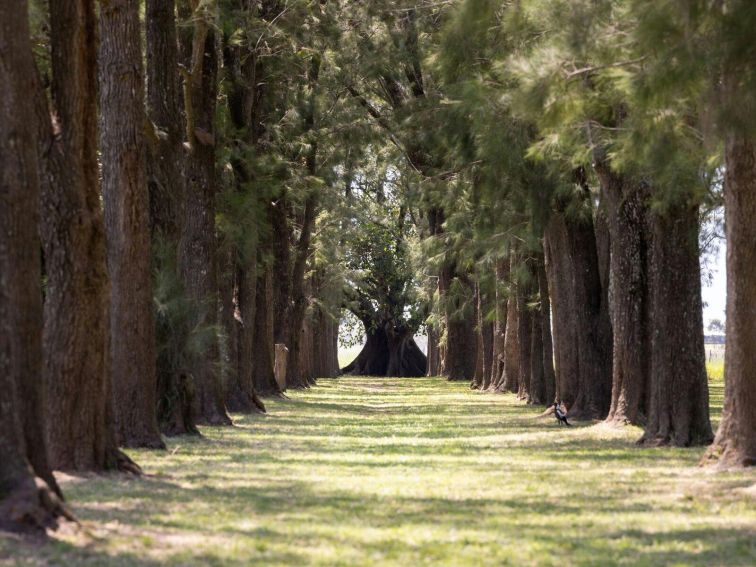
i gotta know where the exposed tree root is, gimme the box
[0,477,76,535]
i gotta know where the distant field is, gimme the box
[706,344,725,363]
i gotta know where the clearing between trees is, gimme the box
[2,376,754,567]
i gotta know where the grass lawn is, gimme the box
[2,374,754,566]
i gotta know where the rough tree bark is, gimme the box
[597,165,650,426]
[529,304,545,405]
[564,199,613,421]
[342,288,426,378]
[180,22,231,425]
[252,269,281,396]
[343,326,427,378]
[425,270,441,377]
[41,0,137,472]
[703,131,756,466]
[221,26,267,411]
[427,207,476,381]
[286,195,318,389]
[100,0,164,449]
[473,284,484,388]
[490,258,509,390]
[0,2,70,529]
[145,0,198,436]
[477,280,494,390]
[271,194,293,355]
[440,267,478,381]
[537,258,556,405]
[313,309,340,378]
[544,216,579,407]
[307,271,340,379]
[641,204,712,446]
[527,256,549,406]
[217,247,236,404]
[500,255,520,393]
[313,311,341,378]
[426,326,441,377]
[516,271,533,401]
[146,0,185,238]
[226,259,265,412]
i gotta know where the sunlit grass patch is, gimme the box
[1,377,754,566]
[707,361,725,426]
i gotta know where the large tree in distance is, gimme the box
[341,169,426,377]
[337,1,479,381]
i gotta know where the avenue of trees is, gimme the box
[1,0,755,534]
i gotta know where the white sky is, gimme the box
[702,239,727,328]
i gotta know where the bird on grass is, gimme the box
[553,402,571,427]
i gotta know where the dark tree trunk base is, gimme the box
[639,204,713,448]
[109,449,144,476]
[159,373,201,437]
[342,329,426,377]
[227,392,267,414]
[0,478,76,535]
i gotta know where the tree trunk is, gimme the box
[99,0,164,449]
[0,2,70,529]
[286,195,318,389]
[641,204,712,446]
[145,0,185,238]
[145,0,197,437]
[343,327,426,377]
[329,313,340,377]
[271,195,292,346]
[226,259,265,412]
[441,268,478,381]
[564,209,613,421]
[526,255,550,406]
[703,131,756,466]
[516,278,533,401]
[479,282,494,390]
[41,0,135,472]
[180,25,231,426]
[544,216,579,407]
[597,165,650,426]
[217,246,236,405]
[329,314,340,377]
[537,258,556,406]
[299,316,315,383]
[472,283,484,388]
[490,258,509,390]
[529,301,546,405]
[252,269,281,396]
[312,307,339,378]
[426,326,441,377]
[501,255,520,393]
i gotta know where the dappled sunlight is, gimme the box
[2,377,753,566]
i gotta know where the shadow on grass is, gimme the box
[3,376,752,566]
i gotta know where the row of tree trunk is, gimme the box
[1,0,340,534]
[427,166,714,448]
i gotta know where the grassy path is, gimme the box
[3,377,755,566]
